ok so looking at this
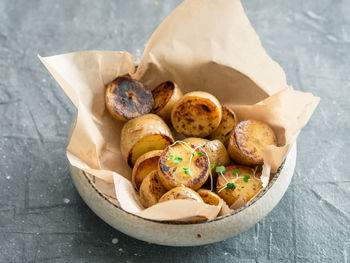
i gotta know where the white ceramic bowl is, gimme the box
[69,143,296,246]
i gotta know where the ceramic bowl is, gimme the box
[69,143,296,246]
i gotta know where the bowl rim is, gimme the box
[80,158,285,225]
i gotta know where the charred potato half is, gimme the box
[171,91,222,137]
[139,170,167,208]
[216,164,262,206]
[121,114,174,167]
[159,186,203,203]
[182,137,209,148]
[228,119,277,166]
[158,142,210,190]
[201,140,230,167]
[209,106,238,146]
[151,81,183,122]
[132,150,163,190]
[105,76,153,121]
[197,189,221,206]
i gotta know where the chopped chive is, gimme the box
[243,175,250,182]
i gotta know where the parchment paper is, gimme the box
[39,0,319,221]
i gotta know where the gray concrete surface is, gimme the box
[0,0,349,262]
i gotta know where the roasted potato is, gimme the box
[216,164,262,206]
[158,142,210,190]
[159,186,203,203]
[197,189,221,206]
[121,114,174,167]
[209,106,238,146]
[139,170,167,208]
[171,91,222,137]
[182,137,209,148]
[151,81,183,122]
[201,140,230,167]
[132,150,163,190]
[105,76,153,121]
[227,119,277,166]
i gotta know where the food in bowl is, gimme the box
[108,78,278,219]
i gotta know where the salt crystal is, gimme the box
[112,238,119,244]
[63,198,70,204]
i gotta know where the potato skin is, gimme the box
[139,170,167,208]
[159,186,203,203]
[132,150,163,190]
[182,137,209,148]
[121,114,174,167]
[105,76,153,121]
[216,164,262,206]
[227,119,277,166]
[209,106,238,146]
[197,189,221,206]
[151,81,183,122]
[201,140,230,167]
[171,91,222,137]
[158,142,210,190]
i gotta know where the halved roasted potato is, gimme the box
[158,142,210,190]
[132,150,163,190]
[171,91,222,137]
[151,81,183,122]
[227,119,277,166]
[201,140,230,167]
[209,106,238,146]
[139,170,167,208]
[182,137,209,148]
[105,76,153,121]
[197,189,221,206]
[159,186,203,203]
[216,164,262,206]
[121,114,174,167]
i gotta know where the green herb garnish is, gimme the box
[174,156,183,164]
[197,152,203,155]
[210,164,216,170]
[168,155,174,160]
[252,166,258,176]
[232,169,240,175]
[215,166,226,174]
[183,168,192,176]
[243,175,250,182]
[225,182,236,190]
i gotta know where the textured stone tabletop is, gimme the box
[0,0,349,262]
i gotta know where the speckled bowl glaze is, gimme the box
[69,144,296,246]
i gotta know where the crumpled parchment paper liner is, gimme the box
[39,0,319,221]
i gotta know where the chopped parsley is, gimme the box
[183,167,192,176]
[232,169,240,175]
[225,182,236,190]
[174,156,183,164]
[215,166,226,174]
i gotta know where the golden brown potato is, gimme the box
[139,170,167,208]
[182,137,209,148]
[158,142,210,190]
[171,91,222,137]
[197,189,221,206]
[216,164,262,206]
[132,150,163,190]
[227,119,277,166]
[159,186,203,203]
[201,140,230,167]
[209,106,238,146]
[105,76,153,121]
[121,114,174,167]
[151,81,183,122]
